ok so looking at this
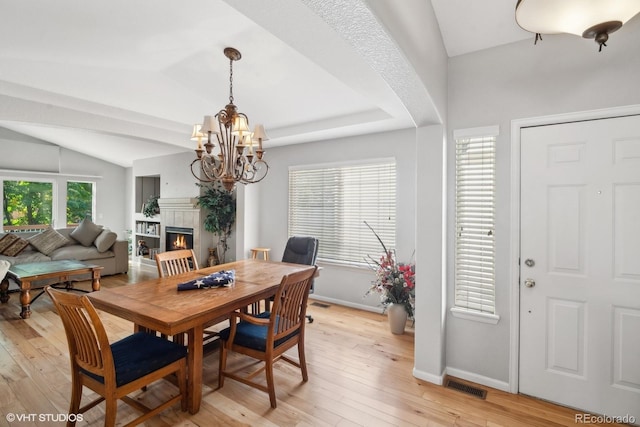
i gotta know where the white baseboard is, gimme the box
[412,368,445,385]
[445,367,510,392]
[308,295,383,313]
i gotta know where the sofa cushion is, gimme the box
[0,234,30,257]
[28,228,70,256]
[56,228,79,247]
[94,229,118,253]
[0,251,52,265]
[70,218,103,247]
[50,245,114,261]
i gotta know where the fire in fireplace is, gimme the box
[165,226,194,252]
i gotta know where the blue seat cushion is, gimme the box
[82,332,187,387]
[219,312,299,352]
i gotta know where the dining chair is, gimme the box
[218,266,318,408]
[283,236,318,323]
[155,248,224,351]
[46,286,187,427]
[256,236,318,321]
[154,249,199,277]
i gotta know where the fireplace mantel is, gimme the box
[157,198,198,210]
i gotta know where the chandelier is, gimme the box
[516,0,640,51]
[190,47,269,191]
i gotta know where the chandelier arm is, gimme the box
[239,160,269,185]
[201,156,220,181]
[190,159,210,183]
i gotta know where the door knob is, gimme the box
[524,278,536,288]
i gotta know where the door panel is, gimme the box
[520,115,640,420]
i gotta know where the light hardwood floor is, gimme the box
[0,264,626,427]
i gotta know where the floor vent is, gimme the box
[310,302,330,308]
[444,378,487,399]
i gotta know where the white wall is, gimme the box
[413,124,447,384]
[255,128,417,311]
[0,136,128,238]
[446,18,640,386]
[133,152,199,199]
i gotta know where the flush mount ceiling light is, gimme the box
[515,0,640,51]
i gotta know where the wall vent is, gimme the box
[444,377,487,399]
[310,302,330,308]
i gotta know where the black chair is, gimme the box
[281,236,319,323]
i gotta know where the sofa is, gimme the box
[0,220,129,278]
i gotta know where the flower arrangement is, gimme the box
[364,221,415,318]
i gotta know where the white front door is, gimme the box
[519,115,640,421]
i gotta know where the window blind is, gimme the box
[455,134,496,314]
[288,160,396,266]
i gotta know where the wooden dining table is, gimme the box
[87,259,316,414]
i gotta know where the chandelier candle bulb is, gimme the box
[190,124,205,151]
[245,134,254,155]
[252,124,268,152]
[232,115,249,136]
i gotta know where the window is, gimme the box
[2,180,54,232]
[288,159,396,266]
[453,126,498,322]
[67,181,95,226]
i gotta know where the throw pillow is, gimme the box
[0,233,30,257]
[28,227,69,256]
[70,218,103,247]
[94,229,118,253]
[0,233,18,253]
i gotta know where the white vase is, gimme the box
[387,303,407,335]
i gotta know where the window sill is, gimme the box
[450,307,500,324]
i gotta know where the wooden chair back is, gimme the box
[155,249,199,277]
[269,267,317,342]
[218,266,317,408]
[46,286,114,382]
[46,286,188,425]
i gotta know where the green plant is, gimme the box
[196,183,236,263]
[142,195,160,218]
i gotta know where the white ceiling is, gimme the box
[0,0,538,167]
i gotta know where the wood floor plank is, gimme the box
[0,264,628,426]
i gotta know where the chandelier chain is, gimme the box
[228,57,234,104]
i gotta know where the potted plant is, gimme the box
[196,183,236,264]
[142,195,160,218]
[363,221,415,334]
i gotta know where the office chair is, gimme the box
[281,236,319,323]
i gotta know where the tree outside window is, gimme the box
[3,180,53,232]
[67,181,94,226]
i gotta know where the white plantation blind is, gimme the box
[455,128,497,314]
[289,160,396,266]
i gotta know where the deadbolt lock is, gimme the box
[524,258,535,267]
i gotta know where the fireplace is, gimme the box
[166,226,194,252]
